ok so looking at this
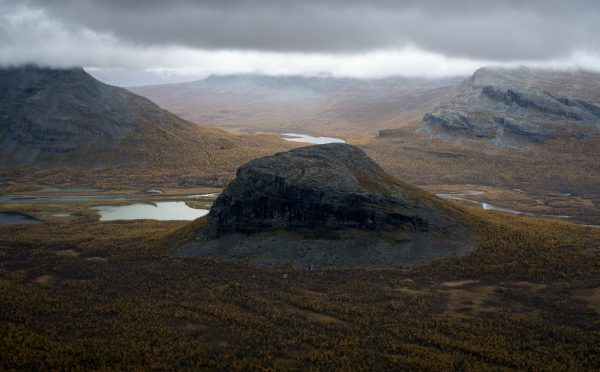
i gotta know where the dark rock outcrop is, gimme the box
[481,86,583,120]
[423,111,473,132]
[178,144,475,267]
[492,116,544,142]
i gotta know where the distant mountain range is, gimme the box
[130,74,461,139]
[131,68,600,145]
[0,65,293,186]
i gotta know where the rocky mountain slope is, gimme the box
[370,67,600,205]
[0,65,293,186]
[177,144,475,267]
[417,67,600,145]
[130,74,459,139]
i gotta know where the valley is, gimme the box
[2,181,598,228]
[1,66,600,369]
[129,74,459,140]
[130,68,600,225]
[3,1,600,369]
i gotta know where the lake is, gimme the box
[282,133,345,144]
[91,202,209,221]
[38,186,102,193]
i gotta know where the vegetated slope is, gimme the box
[178,144,476,267]
[129,74,459,139]
[2,197,599,369]
[0,65,294,187]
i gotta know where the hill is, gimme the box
[177,144,475,267]
[0,66,294,187]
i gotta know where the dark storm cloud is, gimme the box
[20,0,600,60]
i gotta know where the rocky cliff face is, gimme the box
[207,144,456,237]
[178,144,475,268]
[420,67,600,145]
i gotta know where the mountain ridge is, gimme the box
[130,73,460,138]
[418,66,600,144]
[0,65,294,187]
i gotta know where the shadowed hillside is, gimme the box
[0,66,295,187]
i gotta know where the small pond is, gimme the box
[91,202,209,221]
[39,211,73,218]
[0,212,41,224]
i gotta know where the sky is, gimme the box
[1,0,600,86]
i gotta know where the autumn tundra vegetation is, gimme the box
[1,64,600,370]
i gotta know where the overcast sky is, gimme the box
[1,0,600,85]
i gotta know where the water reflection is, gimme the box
[91,202,208,221]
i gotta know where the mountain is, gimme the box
[0,65,293,187]
[177,144,475,267]
[130,74,459,139]
[369,67,600,205]
[414,67,600,145]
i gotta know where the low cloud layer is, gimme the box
[1,0,600,85]
[19,0,600,60]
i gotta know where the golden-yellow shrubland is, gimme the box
[1,204,599,369]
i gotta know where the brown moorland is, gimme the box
[0,202,599,369]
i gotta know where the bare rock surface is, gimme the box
[177,144,476,268]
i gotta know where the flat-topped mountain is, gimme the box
[177,144,475,267]
[419,67,600,144]
[0,65,292,186]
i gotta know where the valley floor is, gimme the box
[1,206,599,369]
